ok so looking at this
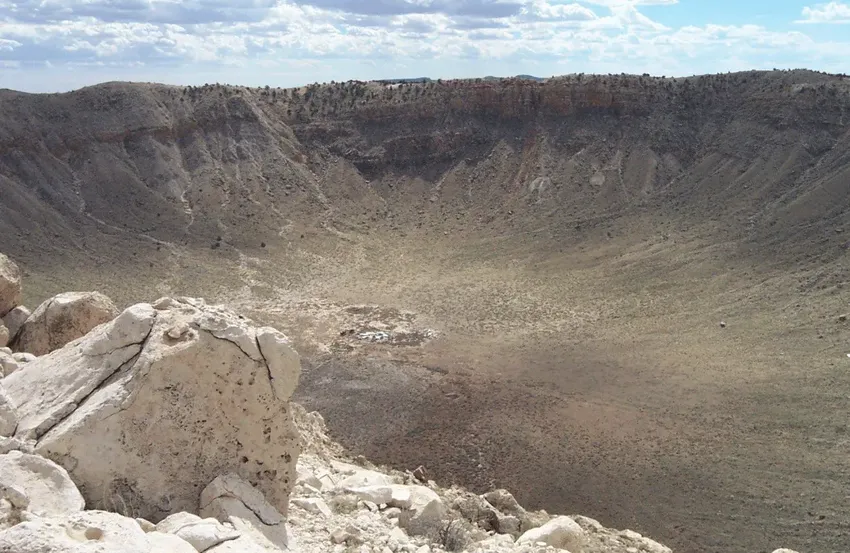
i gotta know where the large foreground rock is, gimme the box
[12,291,119,356]
[2,297,301,522]
[0,255,21,319]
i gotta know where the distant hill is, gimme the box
[374,77,432,84]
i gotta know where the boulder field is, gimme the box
[0,252,799,553]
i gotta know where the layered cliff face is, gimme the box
[2,70,848,265]
[1,71,850,553]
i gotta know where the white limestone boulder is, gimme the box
[0,451,85,518]
[200,473,289,549]
[156,512,240,552]
[0,324,7,349]
[398,486,447,537]
[2,306,30,344]
[3,303,156,440]
[516,516,586,552]
[0,386,16,437]
[0,510,151,553]
[3,297,301,522]
[12,291,119,356]
[0,254,21,319]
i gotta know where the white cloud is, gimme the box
[0,0,847,92]
[798,2,850,23]
[520,1,597,21]
[0,39,22,51]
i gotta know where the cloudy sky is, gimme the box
[1,0,849,92]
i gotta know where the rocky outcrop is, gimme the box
[12,291,119,356]
[0,254,21,319]
[2,296,301,522]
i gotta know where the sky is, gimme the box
[0,0,849,92]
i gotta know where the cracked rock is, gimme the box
[3,303,156,440]
[200,473,290,549]
[12,291,119,356]
[3,298,301,522]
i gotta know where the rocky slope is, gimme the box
[1,71,849,269]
